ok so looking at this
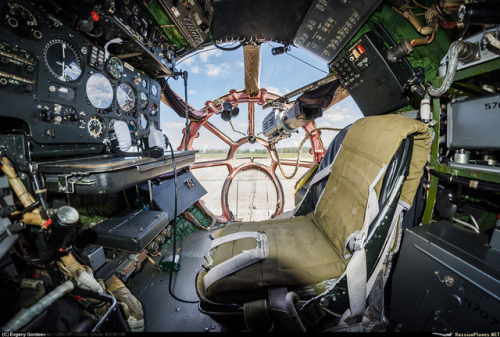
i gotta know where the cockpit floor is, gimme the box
[130,229,221,332]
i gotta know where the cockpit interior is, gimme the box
[0,0,499,333]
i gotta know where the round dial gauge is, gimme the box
[2,1,42,39]
[86,73,113,109]
[139,92,148,109]
[116,83,136,112]
[105,56,123,79]
[87,116,104,138]
[44,38,82,82]
[151,84,158,96]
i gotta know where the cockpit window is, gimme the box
[160,43,363,221]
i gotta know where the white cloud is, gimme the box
[199,48,222,63]
[189,89,198,95]
[323,105,353,122]
[265,86,283,96]
[205,62,231,77]
[324,112,352,122]
[232,121,247,128]
[164,121,185,128]
[191,65,200,73]
[206,64,222,76]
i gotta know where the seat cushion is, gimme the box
[204,213,346,302]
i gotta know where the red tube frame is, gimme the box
[179,89,326,222]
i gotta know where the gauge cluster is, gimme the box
[0,0,162,150]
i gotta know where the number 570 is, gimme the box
[485,102,498,109]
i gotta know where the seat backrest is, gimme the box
[314,114,430,256]
[312,124,351,206]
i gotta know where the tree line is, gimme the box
[200,147,312,154]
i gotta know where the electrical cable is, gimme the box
[284,50,329,75]
[469,214,480,232]
[214,40,245,51]
[166,138,198,304]
[13,243,53,263]
[451,216,480,233]
[13,200,40,222]
[135,187,148,211]
[181,72,190,151]
[107,138,164,158]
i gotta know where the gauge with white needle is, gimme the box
[43,38,82,82]
[116,82,136,112]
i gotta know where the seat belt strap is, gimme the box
[345,247,367,319]
[204,232,268,291]
[309,145,342,188]
[345,164,386,318]
[208,231,264,250]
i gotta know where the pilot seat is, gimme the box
[195,114,431,332]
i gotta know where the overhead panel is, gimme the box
[293,0,383,64]
[155,0,213,48]
[211,0,313,43]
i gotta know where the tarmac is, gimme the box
[191,157,311,222]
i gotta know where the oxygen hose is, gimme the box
[1,281,75,332]
[426,41,461,97]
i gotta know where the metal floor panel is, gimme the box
[130,229,221,332]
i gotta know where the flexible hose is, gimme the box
[427,41,461,97]
[1,280,74,332]
[429,169,500,193]
[273,127,341,179]
[284,292,307,332]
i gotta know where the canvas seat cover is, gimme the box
[201,114,430,302]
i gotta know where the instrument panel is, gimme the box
[293,0,383,63]
[0,0,162,150]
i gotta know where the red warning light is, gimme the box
[91,11,99,22]
[357,44,366,54]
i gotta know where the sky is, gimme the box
[160,42,363,152]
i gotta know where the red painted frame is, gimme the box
[179,89,326,222]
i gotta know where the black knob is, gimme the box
[23,65,35,73]
[21,84,33,93]
[40,108,53,122]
